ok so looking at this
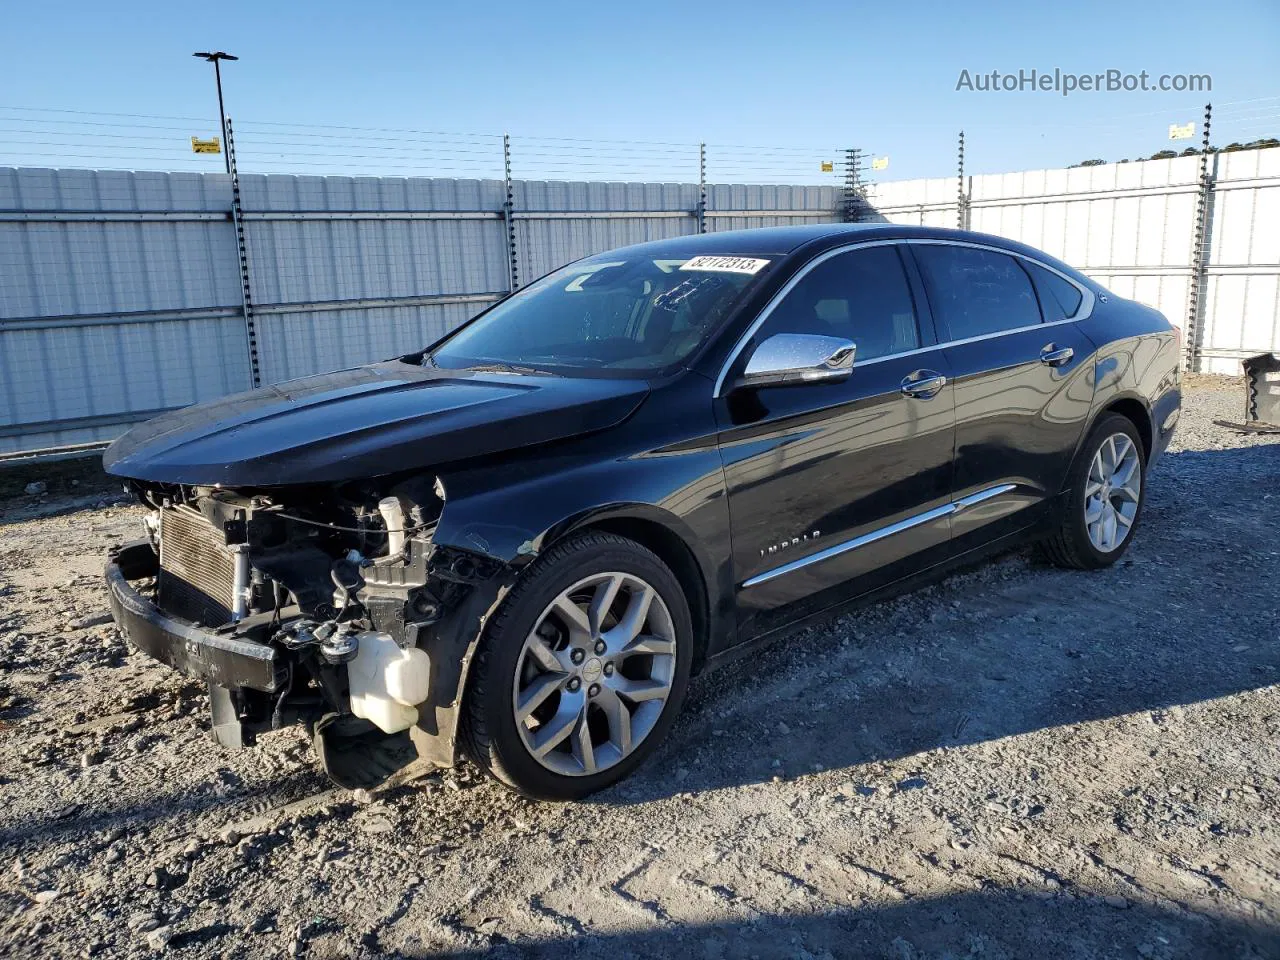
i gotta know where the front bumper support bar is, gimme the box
[105,540,283,693]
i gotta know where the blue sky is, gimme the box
[2,0,1277,182]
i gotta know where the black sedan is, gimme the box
[103,224,1182,799]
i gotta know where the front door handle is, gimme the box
[901,370,947,400]
[1040,344,1074,367]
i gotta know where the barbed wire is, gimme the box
[0,108,854,183]
[1,101,1274,184]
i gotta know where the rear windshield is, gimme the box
[429,255,773,376]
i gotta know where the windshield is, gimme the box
[429,254,773,375]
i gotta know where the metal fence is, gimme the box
[865,146,1280,375]
[0,166,840,459]
[3,144,1277,461]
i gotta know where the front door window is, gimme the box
[750,245,921,362]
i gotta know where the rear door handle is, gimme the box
[1040,344,1074,367]
[901,370,947,400]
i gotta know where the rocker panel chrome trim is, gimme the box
[741,483,1020,588]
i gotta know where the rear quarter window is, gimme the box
[1025,261,1085,321]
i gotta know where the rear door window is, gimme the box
[913,244,1043,341]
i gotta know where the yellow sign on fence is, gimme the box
[191,136,222,154]
[1168,122,1196,141]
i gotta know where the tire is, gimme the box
[460,532,693,800]
[1040,412,1147,570]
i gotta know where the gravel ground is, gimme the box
[1,376,1278,960]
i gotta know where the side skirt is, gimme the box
[701,519,1049,674]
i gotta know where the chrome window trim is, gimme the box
[713,236,1096,398]
[741,483,1018,588]
[929,314,1080,349]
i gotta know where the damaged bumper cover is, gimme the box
[105,541,284,693]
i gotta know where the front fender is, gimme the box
[434,443,723,556]
[416,423,733,767]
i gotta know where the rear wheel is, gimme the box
[460,532,692,800]
[1041,413,1147,570]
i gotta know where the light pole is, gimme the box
[193,51,238,173]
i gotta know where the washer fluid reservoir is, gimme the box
[346,631,431,734]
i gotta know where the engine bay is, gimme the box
[114,474,507,788]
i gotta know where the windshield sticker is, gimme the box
[680,255,770,275]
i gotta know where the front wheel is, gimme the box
[1041,412,1147,570]
[460,532,693,800]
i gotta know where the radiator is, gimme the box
[157,507,239,626]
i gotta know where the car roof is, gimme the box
[600,223,1090,284]
[594,223,888,257]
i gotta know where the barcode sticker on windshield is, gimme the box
[680,256,770,275]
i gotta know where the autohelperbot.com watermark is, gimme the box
[956,68,1211,97]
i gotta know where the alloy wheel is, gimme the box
[512,572,677,776]
[1084,432,1142,553]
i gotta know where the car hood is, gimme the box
[103,361,649,486]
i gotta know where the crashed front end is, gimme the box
[105,477,509,789]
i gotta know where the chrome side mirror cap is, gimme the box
[733,333,855,391]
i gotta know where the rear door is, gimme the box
[714,242,956,638]
[907,241,1096,545]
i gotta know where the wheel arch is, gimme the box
[573,515,712,674]
[546,505,720,674]
[1099,394,1154,462]
[1056,390,1155,497]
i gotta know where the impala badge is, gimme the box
[760,530,821,558]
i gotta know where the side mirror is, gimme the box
[733,333,855,391]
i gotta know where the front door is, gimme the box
[714,243,956,639]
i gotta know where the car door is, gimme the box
[713,242,957,639]
[907,241,1096,547]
